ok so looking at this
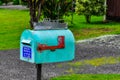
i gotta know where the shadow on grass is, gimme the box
[90,21,109,24]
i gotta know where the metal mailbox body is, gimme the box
[20,29,75,64]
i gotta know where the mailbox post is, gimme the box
[36,64,42,80]
[20,19,75,80]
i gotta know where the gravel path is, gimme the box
[0,35,120,80]
[0,5,28,10]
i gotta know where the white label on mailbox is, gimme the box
[22,39,31,44]
[23,46,32,59]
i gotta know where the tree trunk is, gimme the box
[28,0,44,28]
[85,15,91,23]
[28,0,38,28]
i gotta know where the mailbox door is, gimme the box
[20,30,35,63]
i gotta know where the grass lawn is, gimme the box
[0,9,120,50]
[0,9,30,50]
[66,15,120,40]
[68,56,120,67]
[51,74,120,80]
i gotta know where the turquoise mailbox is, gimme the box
[20,20,75,64]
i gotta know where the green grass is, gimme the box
[66,15,120,40]
[68,56,120,67]
[0,9,120,50]
[51,74,120,80]
[0,9,30,50]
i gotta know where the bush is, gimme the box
[13,0,19,5]
[0,0,3,5]
[0,2,2,5]
[21,0,27,5]
[1,0,12,5]
[76,0,106,23]
[42,0,72,20]
[21,1,27,5]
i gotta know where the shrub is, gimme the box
[42,0,72,20]
[76,0,106,23]
[21,0,27,5]
[13,0,19,5]
[0,0,3,5]
[1,0,12,5]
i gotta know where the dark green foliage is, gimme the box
[42,0,72,20]
[21,0,27,5]
[1,0,12,5]
[13,0,19,5]
[0,0,3,5]
[76,0,106,23]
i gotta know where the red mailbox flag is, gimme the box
[37,36,65,51]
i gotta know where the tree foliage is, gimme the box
[1,0,12,5]
[76,0,106,23]
[0,0,3,5]
[26,0,73,28]
[42,0,72,20]
[20,0,27,5]
[13,0,19,5]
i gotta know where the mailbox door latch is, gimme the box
[37,36,65,51]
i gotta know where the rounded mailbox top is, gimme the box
[21,29,33,41]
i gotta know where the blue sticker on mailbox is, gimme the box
[23,46,32,59]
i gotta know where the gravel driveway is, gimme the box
[0,5,28,10]
[0,35,120,80]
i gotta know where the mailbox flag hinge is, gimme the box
[37,36,65,51]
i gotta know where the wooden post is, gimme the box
[36,64,42,80]
[103,0,107,22]
[71,0,75,24]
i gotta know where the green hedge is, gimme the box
[13,0,19,5]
